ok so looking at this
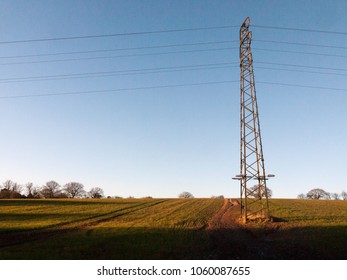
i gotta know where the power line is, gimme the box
[3,60,347,84]
[0,25,238,45]
[254,47,347,59]
[258,81,347,92]
[256,66,347,77]
[257,61,347,72]
[253,24,347,36]
[0,62,238,83]
[0,38,344,61]
[1,79,347,100]
[0,47,237,66]
[255,39,347,50]
[0,38,343,61]
[0,80,238,99]
[0,40,237,59]
[2,47,345,68]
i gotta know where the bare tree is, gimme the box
[248,184,272,198]
[341,191,347,200]
[178,191,194,198]
[26,182,34,198]
[88,187,104,198]
[331,193,340,200]
[2,180,14,190]
[25,183,40,198]
[1,180,22,198]
[41,181,61,198]
[63,182,85,198]
[297,193,306,199]
[11,182,22,194]
[211,195,224,199]
[306,188,330,200]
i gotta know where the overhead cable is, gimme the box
[0,25,238,45]
[253,24,347,36]
[0,47,237,66]
[0,80,238,99]
[254,47,347,58]
[0,62,238,83]
[0,40,237,59]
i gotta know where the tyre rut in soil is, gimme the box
[0,199,168,249]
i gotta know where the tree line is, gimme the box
[297,188,347,200]
[0,180,104,199]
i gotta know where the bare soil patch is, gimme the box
[206,199,319,259]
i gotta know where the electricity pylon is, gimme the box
[233,17,274,223]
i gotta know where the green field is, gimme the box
[263,199,347,259]
[0,198,346,259]
[0,198,223,259]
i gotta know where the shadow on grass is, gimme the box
[209,224,347,260]
[0,227,212,260]
[270,216,287,222]
[0,224,346,260]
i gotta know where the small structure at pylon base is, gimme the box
[233,17,274,224]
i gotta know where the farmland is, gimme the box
[209,199,347,259]
[0,198,346,259]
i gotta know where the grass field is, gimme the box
[0,198,223,259]
[0,198,346,259]
[264,199,347,259]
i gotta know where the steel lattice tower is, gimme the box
[235,17,273,223]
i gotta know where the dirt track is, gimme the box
[208,199,290,259]
[207,198,260,259]
[206,198,288,259]
[206,198,319,259]
[208,198,241,229]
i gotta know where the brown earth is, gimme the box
[206,198,319,259]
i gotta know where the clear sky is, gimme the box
[0,0,346,198]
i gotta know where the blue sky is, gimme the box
[0,0,347,198]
